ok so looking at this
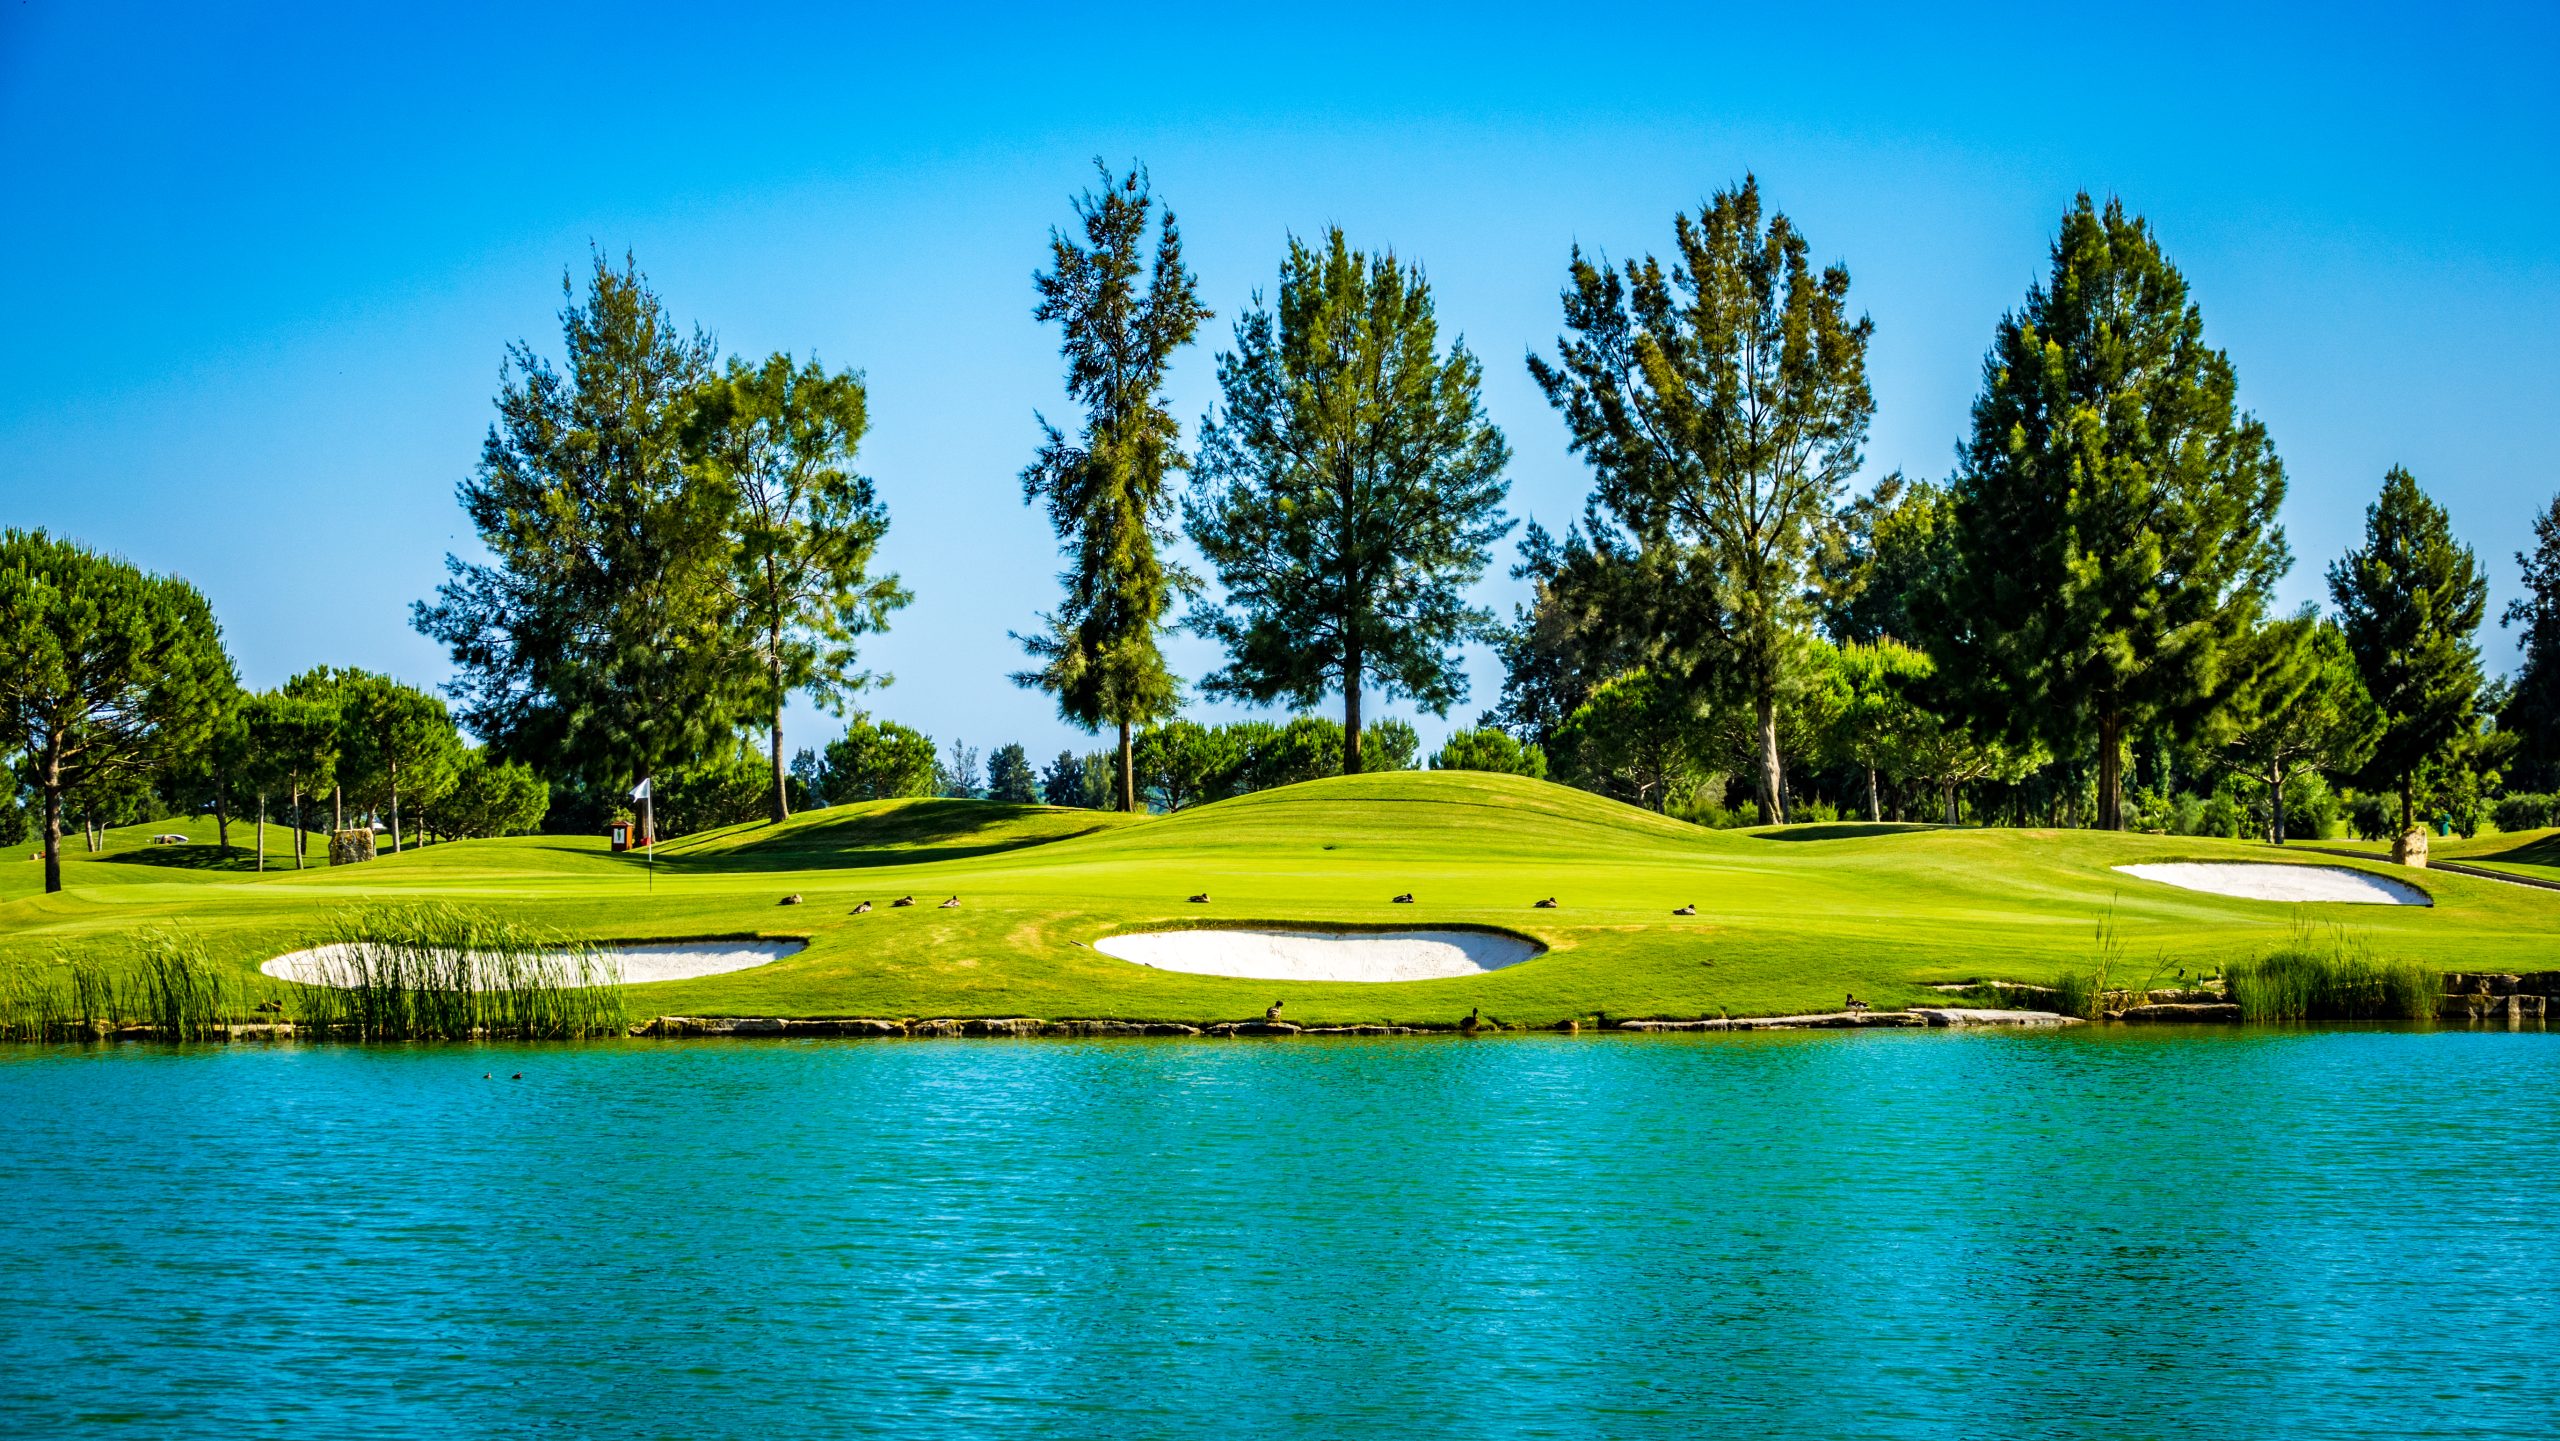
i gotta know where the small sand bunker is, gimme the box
[1094,928,1542,983]
[2114,863,2431,906]
[263,939,806,988]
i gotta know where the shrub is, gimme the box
[2492,793,2558,834]
[1429,727,1547,779]
[821,716,938,802]
[2227,925,2437,1021]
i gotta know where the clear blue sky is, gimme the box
[4,1,2555,764]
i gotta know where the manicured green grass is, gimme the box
[4,772,2554,1026]
[2318,827,2560,885]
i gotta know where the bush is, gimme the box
[2346,794,2396,842]
[2492,793,2558,834]
[2227,928,2437,1021]
[1429,727,1547,779]
[653,752,775,837]
[821,717,938,803]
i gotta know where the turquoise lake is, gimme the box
[2,1028,2554,1438]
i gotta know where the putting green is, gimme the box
[4,771,2555,1026]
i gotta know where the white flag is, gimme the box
[630,778,652,800]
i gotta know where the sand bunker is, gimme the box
[1093,928,1541,983]
[2113,863,2430,906]
[262,939,805,988]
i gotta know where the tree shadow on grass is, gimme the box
[663,801,1116,873]
[98,843,268,872]
[1750,822,1939,842]
[2458,830,2560,869]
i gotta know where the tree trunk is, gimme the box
[1343,654,1365,776]
[390,758,402,855]
[292,784,304,869]
[256,794,266,873]
[2399,776,2414,835]
[1117,720,1136,813]
[40,750,63,895]
[2271,761,2288,845]
[1754,693,1784,826]
[333,785,343,836]
[215,786,231,854]
[1866,765,1880,823]
[2097,712,2124,831]
[770,705,790,825]
[1942,779,1959,827]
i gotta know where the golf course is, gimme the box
[7,770,2555,1029]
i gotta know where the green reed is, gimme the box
[283,904,627,1041]
[2226,921,2436,1022]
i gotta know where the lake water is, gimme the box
[2,1028,2554,1438]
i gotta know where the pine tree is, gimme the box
[2329,466,2488,837]
[1188,228,1511,769]
[1015,163,1209,812]
[1529,176,1874,823]
[2502,489,2560,790]
[1923,195,2289,829]
[2215,611,2377,843]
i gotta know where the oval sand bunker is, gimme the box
[1094,928,1541,983]
[263,939,805,988]
[2114,863,2430,906]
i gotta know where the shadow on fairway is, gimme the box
[98,844,265,872]
[2454,829,2560,869]
[1751,822,1939,842]
[665,802,1115,873]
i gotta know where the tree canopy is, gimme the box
[1187,228,1511,770]
[1921,194,2289,830]
[2329,466,2488,834]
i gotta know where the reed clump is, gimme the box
[2226,922,2436,1022]
[0,933,261,1041]
[283,904,626,1041]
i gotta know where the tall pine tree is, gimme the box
[1528,176,1873,823]
[1015,163,1209,811]
[1922,195,2288,830]
[2329,466,2487,840]
[1187,229,1511,769]
[2502,489,2560,791]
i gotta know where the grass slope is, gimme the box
[4,772,2555,1026]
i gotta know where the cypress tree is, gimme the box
[1923,195,2289,829]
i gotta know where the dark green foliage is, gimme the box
[1017,163,1209,811]
[2215,612,2378,842]
[693,352,908,823]
[420,749,550,839]
[2328,467,2488,833]
[652,750,785,837]
[1816,474,1953,646]
[1550,670,1718,813]
[1489,520,1690,757]
[2501,490,2560,791]
[0,529,235,892]
[1041,750,1094,808]
[414,252,736,792]
[1133,720,1229,811]
[1922,195,2289,830]
[1529,176,1874,824]
[1430,727,1548,779]
[985,743,1039,804]
[239,689,337,868]
[1188,227,1511,771]
[788,747,828,805]
[820,716,938,802]
[336,671,465,853]
[2492,793,2558,833]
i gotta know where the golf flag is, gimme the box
[631,778,652,800]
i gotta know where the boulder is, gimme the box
[328,829,376,866]
[1210,1020,1303,1037]
[2394,827,2430,868]
[961,1018,1045,1038]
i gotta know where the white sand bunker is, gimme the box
[263,939,805,988]
[1095,928,1542,983]
[2114,863,2431,906]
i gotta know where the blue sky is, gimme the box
[3,1,2555,765]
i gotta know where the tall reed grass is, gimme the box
[2226,922,2437,1022]
[282,904,626,1041]
[0,931,255,1041]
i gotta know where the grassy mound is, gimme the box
[3,771,2553,1027]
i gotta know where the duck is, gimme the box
[1672,904,1697,916]
[779,894,803,906]
[852,900,873,914]
[892,895,916,908]
[1533,897,1558,909]
[1459,1006,1483,1033]
[1844,993,1869,1013]
[1265,1000,1284,1022]
[938,896,960,909]
[1189,892,1211,904]
[1392,892,1415,904]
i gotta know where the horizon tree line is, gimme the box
[10,167,2560,892]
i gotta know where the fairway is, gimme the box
[8,772,2557,1027]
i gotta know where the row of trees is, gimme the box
[1,531,550,891]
